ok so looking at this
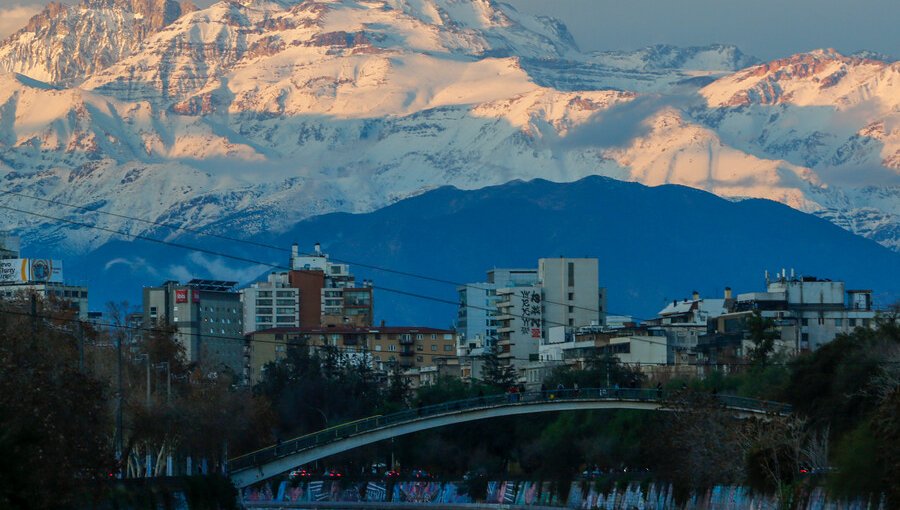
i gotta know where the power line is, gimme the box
[2,306,899,367]
[0,190,629,319]
[0,202,641,326]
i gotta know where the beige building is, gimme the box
[244,325,458,385]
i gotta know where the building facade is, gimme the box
[456,268,539,354]
[143,280,244,373]
[241,272,300,335]
[697,272,878,363]
[245,325,458,385]
[288,243,374,328]
[648,290,730,363]
[538,258,606,332]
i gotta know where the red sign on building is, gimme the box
[175,289,188,303]
[192,289,200,303]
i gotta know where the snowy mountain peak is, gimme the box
[702,48,899,108]
[0,2,899,258]
[0,0,185,86]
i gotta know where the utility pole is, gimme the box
[115,331,123,477]
[156,361,173,476]
[135,353,151,476]
[30,293,37,343]
[77,321,85,372]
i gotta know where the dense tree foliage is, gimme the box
[0,303,115,508]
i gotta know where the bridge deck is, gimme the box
[228,388,791,487]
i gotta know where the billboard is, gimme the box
[0,259,64,284]
[175,289,188,303]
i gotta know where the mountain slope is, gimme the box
[0,0,898,254]
[70,177,900,322]
[0,0,187,86]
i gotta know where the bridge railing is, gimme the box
[228,388,791,473]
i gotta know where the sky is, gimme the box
[0,0,897,61]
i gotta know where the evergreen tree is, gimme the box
[481,345,516,388]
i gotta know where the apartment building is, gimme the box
[697,271,877,363]
[244,325,458,384]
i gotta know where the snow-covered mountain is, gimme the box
[0,0,188,86]
[0,0,897,255]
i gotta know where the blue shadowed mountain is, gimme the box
[66,176,900,323]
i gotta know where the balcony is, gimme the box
[399,348,414,357]
[398,336,414,345]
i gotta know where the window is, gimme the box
[567,262,575,286]
[801,318,809,326]
[568,319,574,326]
[849,318,857,327]
[431,334,437,339]
[568,292,574,300]
[276,299,295,306]
[416,356,423,362]
[388,344,396,351]
[801,333,809,343]
[416,334,424,340]
[416,344,423,351]
[444,334,453,340]
[444,344,453,352]
[257,299,273,306]
[375,345,382,351]
[276,291,293,297]
[431,344,437,351]
[568,306,574,313]
[863,319,871,328]
[258,291,272,298]
[173,306,179,311]
[835,318,843,327]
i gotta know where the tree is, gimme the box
[652,391,745,495]
[746,310,778,366]
[0,299,116,509]
[480,346,516,389]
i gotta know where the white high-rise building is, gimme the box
[456,268,538,354]
[460,258,606,380]
[240,272,300,335]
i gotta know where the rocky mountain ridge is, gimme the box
[0,0,897,254]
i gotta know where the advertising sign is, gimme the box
[175,289,188,303]
[192,289,200,303]
[0,259,64,284]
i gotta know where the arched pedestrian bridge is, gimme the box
[228,388,791,488]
